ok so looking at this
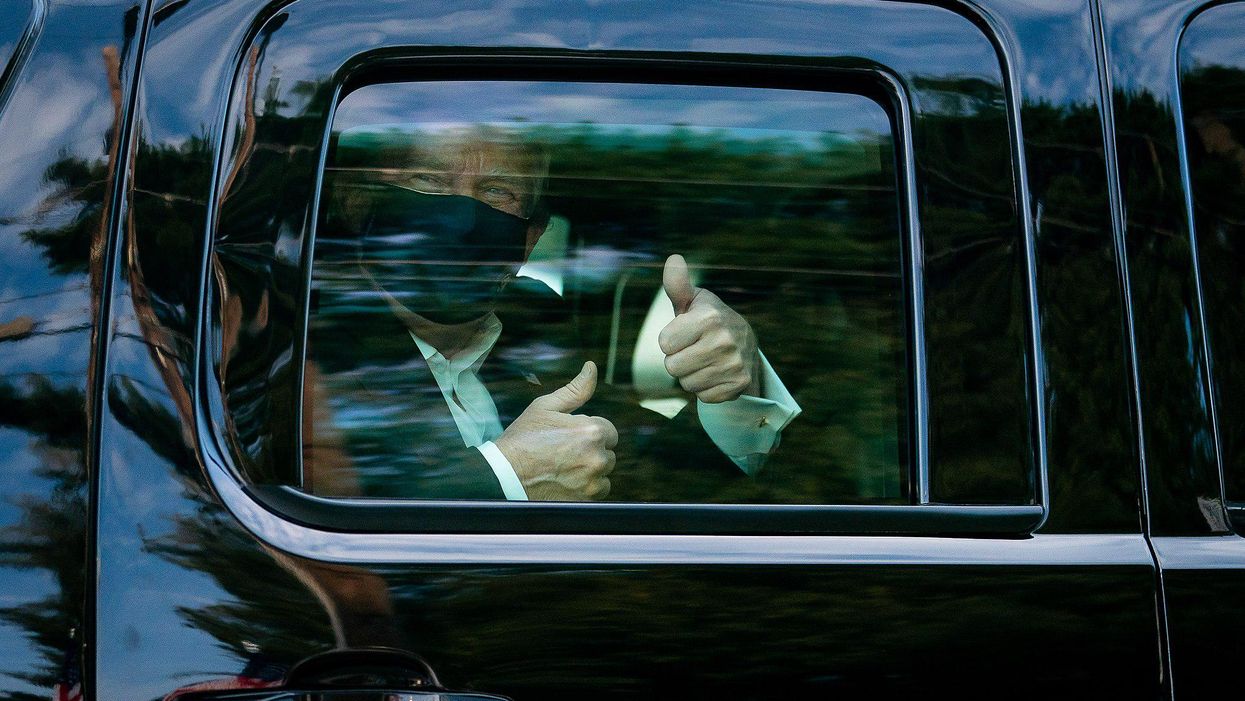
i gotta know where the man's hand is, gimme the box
[659,254,760,403]
[493,361,617,501]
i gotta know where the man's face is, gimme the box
[328,127,552,322]
[387,128,548,255]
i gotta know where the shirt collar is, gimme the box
[408,313,503,375]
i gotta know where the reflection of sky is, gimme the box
[0,0,31,73]
[95,367,257,701]
[1180,3,1245,73]
[0,571,55,699]
[199,0,1013,131]
[0,1,124,341]
[335,81,891,138]
[346,121,873,153]
[141,0,259,146]
[1101,0,1197,96]
[0,5,118,215]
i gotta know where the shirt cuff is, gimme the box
[697,350,802,476]
[477,441,528,500]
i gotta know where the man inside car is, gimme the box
[303,125,800,502]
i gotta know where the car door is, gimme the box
[89,0,1164,699]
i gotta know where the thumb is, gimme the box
[663,254,698,314]
[530,361,597,413]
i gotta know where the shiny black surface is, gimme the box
[1100,0,1230,537]
[1103,0,1245,697]
[0,0,143,697]
[84,0,1165,699]
[22,0,1245,697]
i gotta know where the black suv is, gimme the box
[2,0,1244,698]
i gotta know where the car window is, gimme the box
[1179,4,1245,511]
[302,80,908,504]
[209,50,1037,526]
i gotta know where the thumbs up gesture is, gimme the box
[659,255,760,403]
[494,361,618,501]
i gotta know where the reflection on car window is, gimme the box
[1180,12,1245,507]
[303,80,908,504]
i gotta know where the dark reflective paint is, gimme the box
[0,0,144,699]
[1017,0,1142,534]
[84,1,1166,700]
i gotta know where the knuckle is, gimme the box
[657,327,675,354]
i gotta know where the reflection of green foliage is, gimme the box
[322,118,908,503]
[1181,64,1245,505]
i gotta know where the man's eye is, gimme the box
[482,186,516,202]
[409,173,449,192]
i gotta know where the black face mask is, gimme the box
[339,184,531,324]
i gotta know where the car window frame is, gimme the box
[201,47,1046,537]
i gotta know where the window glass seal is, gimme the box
[252,483,1045,536]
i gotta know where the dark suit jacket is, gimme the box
[304,278,752,502]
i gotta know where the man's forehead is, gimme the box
[409,127,545,174]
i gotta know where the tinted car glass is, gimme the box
[1179,4,1245,510]
[303,80,907,504]
[206,8,1038,531]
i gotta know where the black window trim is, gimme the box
[201,48,1047,537]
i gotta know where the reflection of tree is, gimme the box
[0,36,135,697]
[0,61,1182,697]
[0,379,87,701]
[117,121,344,662]
[315,76,1131,508]
[1180,64,1245,508]
[0,121,338,696]
[327,113,909,502]
[17,157,109,276]
[1020,96,1141,529]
